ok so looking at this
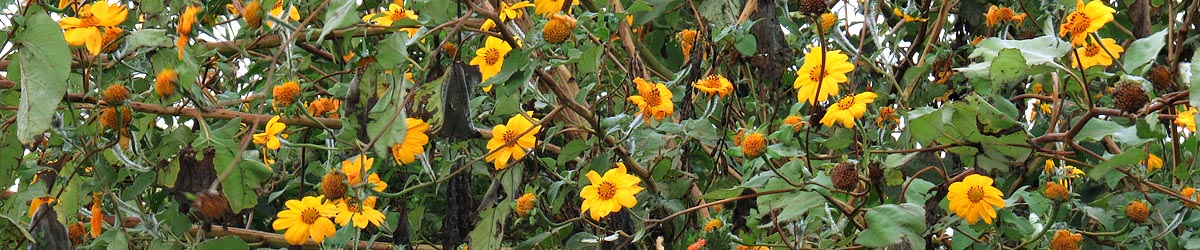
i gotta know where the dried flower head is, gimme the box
[103,84,129,105]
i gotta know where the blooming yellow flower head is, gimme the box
[333,196,386,229]
[579,162,643,220]
[243,1,263,28]
[178,5,201,36]
[534,0,578,16]
[1143,153,1163,172]
[946,174,1005,224]
[692,74,734,98]
[1059,0,1115,46]
[677,29,697,59]
[268,0,301,27]
[820,92,879,128]
[794,47,854,104]
[273,81,302,107]
[471,36,514,83]
[516,193,536,216]
[628,77,675,124]
[1049,229,1083,250]
[59,2,128,55]
[392,118,430,165]
[1176,107,1198,132]
[307,97,342,118]
[342,155,387,192]
[893,7,928,22]
[362,3,420,36]
[272,196,338,245]
[155,68,178,97]
[703,219,723,231]
[1073,38,1123,69]
[486,112,542,170]
[252,116,289,150]
[28,197,55,218]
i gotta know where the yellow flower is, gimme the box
[28,197,55,217]
[737,246,770,250]
[470,36,514,83]
[333,196,386,229]
[391,118,430,165]
[486,112,542,170]
[516,193,536,216]
[90,193,103,237]
[499,1,535,21]
[1143,153,1163,172]
[819,13,837,31]
[875,106,899,126]
[272,196,338,245]
[342,155,387,192]
[677,29,697,59]
[273,81,302,107]
[306,97,342,118]
[1059,0,1115,46]
[1040,103,1052,115]
[1031,83,1044,94]
[1072,38,1123,69]
[268,1,301,26]
[155,68,178,97]
[783,115,806,131]
[579,162,643,221]
[794,47,855,104]
[628,77,675,124]
[946,174,1005,224]
[985,6,1026,27]
[1182,187,1198,208]
[59,2,128,55]
[58,0,81,9]
[1176,107,1197,132]
[1046,160,1086,186]
[893,7,928,22]
[534,0,578,16]
[1049,229,1083,250]
[178,5,201,36]
[741,132,766,158]
[820,92,879,128]
[362,3,420,36]
[252,116,289,150]
[1043,181,1070,201]
[692,74,734,98]
[703,219,723,231]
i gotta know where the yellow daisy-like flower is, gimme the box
[1143,153,1163,172]
[252,116,289,150]
[391,118,430,165]
[946,174,1005,224]
[499,1,535,21]
[268,1,301,27]
[516,193,536,216]
[677,29,697,59]
[486,112,542,170]
[534,0,578,16]
[1176,107,1197,132]
[28,197,55,218]
[628,77,675,124]
[333,196,386,229]
[794,47,855,104]
[820,92,879,128]
[579,162,643,221]
[470,36,514,83]
[342,155,387,192]
[1059,0,1115,46]
[272,196,338,245]
[692,74,734,98]
[362,3,420,36]
[1072,38,1123,69]
[59,2,128,55]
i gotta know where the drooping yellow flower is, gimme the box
[333,196,386,229]
[1072,38,1123,69]
[985,6,1026,27]
[794,47,855,104]
[470,36,514,83]
[362,3,420,36]
[820,92,879,128]
[876,106,899,126]
[783,115,806,131]
[946,174,1005,224]
[252,116,289,150]
[306,97,342,118]
[1059,0,1115,46]
[28,197,55,218]
[486,112,542,170]
[628,78,675,123]
[178,5,201,36]
[391,118,430,165]
[692,74,734,98]
[272,196,338,245]
[1049,229,1083,250]
[155,68,178,97]
[268,1,301,26]
[1143,153,1163,172]
[342,155,387,192]
[1176,107,1197,132]
[534,0,578,16]
[579,162,643,221]
[90,192,103,237]
[677,29,697,59]
[1046,160,1086,186]
[893,7,928,22]
[499,1,535,21]
[516,193,536,216]
[58,0,82,9]
[59,2,128,55]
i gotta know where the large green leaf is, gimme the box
[196,237,248,250]
[1190,52,1200,107]
[318,0,361,43]
[988,49,1027,84]
[957,35,1070,79]
[1122,29,1167,74]
[16,12,70,144]
[856,203,926,248]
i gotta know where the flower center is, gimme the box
[836,96,855,109]
[389,10,408,21]
[79,12,99,27]
[967,186,986,203]
[1084,44,1101,57]
[502,130,519,145]
[643,88,662,107]
[484,48,501,65]
[300,207,320,224]
[1067,13,1090,34]
[808,66,828,83]
[994,8,1013,21]
[597,181,617,200]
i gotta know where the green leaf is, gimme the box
[196,237,248,250]
[855,203,926,249]
[1077,118,1123,142]
[699,187,745,200]
[1190,52,1200,107]
[557,139,588,164]
[1122,29,1167,74]
[376,33,409,68]
[988,48,1027,84]
[318,0,361,43]
[734,35,757,56]
[16,11,70,144]
[773,191,822,222]
[469,200,511,250]
[957,35,1070,79]
[1090,150,1146,182]
[578,46,602,75]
